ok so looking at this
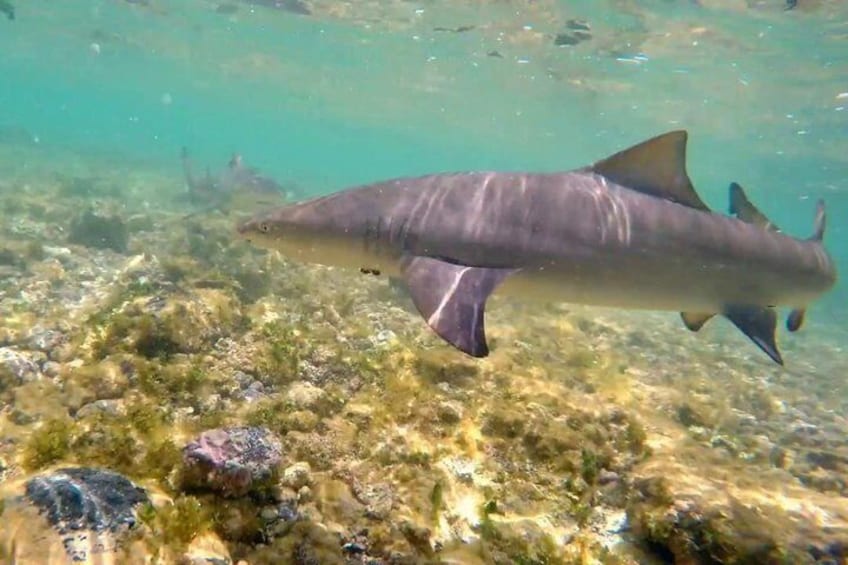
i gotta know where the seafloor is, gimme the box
[0,138,846,565]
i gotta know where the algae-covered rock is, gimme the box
[91,288,243,359]
[0,346,41,389]
[181,426,283,497]
[181,532,233,565]
[68,208,129,253]
[627,456,848,564]
[0,467,149,564]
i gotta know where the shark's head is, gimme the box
[236,197,393,273]
[236,211,289,249]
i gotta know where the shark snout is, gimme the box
[235,218,256,239]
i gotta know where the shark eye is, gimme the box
[259,222,270,233]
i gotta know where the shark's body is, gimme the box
[238,131,836,364]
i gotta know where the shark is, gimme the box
[180,147,289,214]
[236,131,837,365]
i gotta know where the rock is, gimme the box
[181,426,283,497]
[566,19,591,32]
[437,400,463,424]
[297,485,312,503]
[27,327,67,353]
[182,532,233,565]
[344,403,374,428]
[286,381,327,411]
[0,346,41,387]
[231,371,267,402]
[67,208,129,253]
[281,461,312,490]
[75,398,126,419]
[42,361,62,378]
[352,481,394,520]
[1,467,149,563]
[262,497,300,538]
[598,469,620,485]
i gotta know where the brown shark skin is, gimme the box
[239,172,835,309]
[237,133,837,361]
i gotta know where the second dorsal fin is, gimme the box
[729,182,780,232]
[591,130,710,211]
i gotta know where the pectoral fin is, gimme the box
[400,255,516,357]
[723,305,783,365]
[680,312,716,332]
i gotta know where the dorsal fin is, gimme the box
[591,130,710,211]
[810,199,826,242]
[728,182,780,232]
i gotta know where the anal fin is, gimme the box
[399,255,516,357]
[723,305,783,365]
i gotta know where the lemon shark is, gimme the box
[237,131,837,365]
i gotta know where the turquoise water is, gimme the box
[1,1,847,563]
[3,2,845,297]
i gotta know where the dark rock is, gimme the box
[25,467,149,535]
[566,19,590,32]
[554,21,591,47]
[0,246,23,267]
[342,541,366,554]
[68,209,129,253]
[182,426,283,497]
[554,33,581,46]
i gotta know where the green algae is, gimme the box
[245,399,320,435]
[256,321,312,383]
[429,479,444,525]
[21,418,72,470]
[140,495,211,554]
[135,359,204,400]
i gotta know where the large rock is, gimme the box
[0,467,149,564]
[181,426,283,497]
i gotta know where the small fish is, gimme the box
[237,131,836,365]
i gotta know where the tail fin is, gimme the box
[810,199,826,242]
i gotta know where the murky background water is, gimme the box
[0,1,846,564]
